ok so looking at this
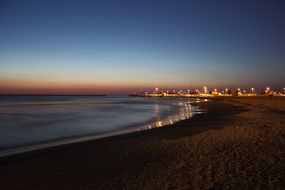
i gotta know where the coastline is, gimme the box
[0,97,284,189]
[0,98,230,160]
[0,97,202,158]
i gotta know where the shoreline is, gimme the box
[0,97,284,189]
[0,98,203,159]
[0,98,207,164]
[0,98,234,162]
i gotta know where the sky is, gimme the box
[0,0,285,94]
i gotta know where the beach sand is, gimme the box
[0,97,284,189]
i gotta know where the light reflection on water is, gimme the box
[142,100,203,131]
[0,96,205,153]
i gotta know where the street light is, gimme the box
[204,86,207,94]
[266,87,270,93]
[251,88,254,94]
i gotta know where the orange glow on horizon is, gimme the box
[0,79,189,95]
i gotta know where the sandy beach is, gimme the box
[0,97,284,190]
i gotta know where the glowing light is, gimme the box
[156,121,162,127]
[204,86,207,93]
[155,87,158,94]
[133,85,285,97]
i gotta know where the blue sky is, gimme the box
[0,0,285,94]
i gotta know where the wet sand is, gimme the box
[0,97,284,189]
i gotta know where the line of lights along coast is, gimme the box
[132,86,285,97]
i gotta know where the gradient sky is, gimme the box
[1,0,285,94]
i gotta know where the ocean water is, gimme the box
[0,96,203,156]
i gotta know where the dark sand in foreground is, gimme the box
[0,97,284,189]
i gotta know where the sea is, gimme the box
[0,96,203,157]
